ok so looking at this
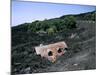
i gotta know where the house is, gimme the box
[34,41,68,63]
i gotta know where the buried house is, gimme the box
[34,41,68,63]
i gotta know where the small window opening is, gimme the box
[65,48,68,50]
[58,48,62,53]
[48,51,53,56]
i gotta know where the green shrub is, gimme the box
[64,16,77,29]
[47,26,57,35]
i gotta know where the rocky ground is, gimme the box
[11,21,96,74]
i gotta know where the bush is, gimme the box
[47,26,57,35]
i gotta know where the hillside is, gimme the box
[60,11,96,21]
[11,11,96,74]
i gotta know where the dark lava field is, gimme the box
[11,20,96,74]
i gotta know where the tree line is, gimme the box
[28,16,77,35]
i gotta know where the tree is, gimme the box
[64,16,77,29]
[28,20,39,32]
[91,13,96,21]
[40,20,50,31]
